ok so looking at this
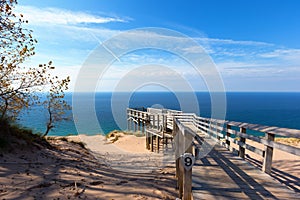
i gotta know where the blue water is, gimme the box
[17,92,300,136]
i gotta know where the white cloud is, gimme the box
[259,49,300,63]
[197,37,273,47]
[16,5,129,26]
[216,60,300,78]
[13,5,300,91]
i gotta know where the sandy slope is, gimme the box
[77,134,175,173]
[1,133,299,199]
[0,134,177,200]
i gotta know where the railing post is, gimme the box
[178,129,183,198]
[162,115,164,131]
[130,110,133,132]
[156,135,160,153]
[262,132,274,174]
[137,112,140,132]
[215,121,221,141]
[141,113,144,134]
[166,114,168,129]
[174,118,181,190]
[226,124,231,150]
[183,130,193,200]
[150,133,154,152]
[194,144,199,158]
[157,115,160,130]
[146,130,149,149]
[174,120,179,177]
[142,120,145,135]
[134,120,137,132]
[127,109,130,132]
[152,115,156,129]
[239,127,246,158]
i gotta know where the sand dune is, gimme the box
[0,134,177,199]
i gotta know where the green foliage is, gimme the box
[42,76,71,136]
[0,0,53,120]
[0,0,71,136]
[0,118,50,151]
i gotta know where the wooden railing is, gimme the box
[127,108,300,199]
[173,118,202,200]
[172,113,300,173]
[127,107,300,174]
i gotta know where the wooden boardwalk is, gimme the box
[181,122,299,199]
[193,144,299,199]
[127,108,300,200]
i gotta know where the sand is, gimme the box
[0,133,299,199]
[230,139,300,191]
[0,134,177,199]
[77,134,175,173]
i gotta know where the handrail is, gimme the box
[127,107,300,200]
[127,107,300,171]
[128,107,300,138]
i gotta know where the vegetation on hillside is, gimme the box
[0,0,71,137]
[0,119,50,151]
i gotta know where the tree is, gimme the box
[43,76,71,136]
[0,0,71,135]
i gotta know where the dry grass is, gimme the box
[106,130,145,143]
[275,138,300,147]
[106,130,124,143]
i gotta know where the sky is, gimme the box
[16,0,300,92]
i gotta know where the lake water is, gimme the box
[18,92,300,136]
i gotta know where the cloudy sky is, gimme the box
[17,0,300,92]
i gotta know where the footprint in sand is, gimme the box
[116,180,128,185]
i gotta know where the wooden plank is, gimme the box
[127,114,130,132]
[262,133,274,174]
[182,127,194,200]
[239,127,246,158]
[192,143,300,200]
[150,133,154,152]
[134,118,137,132]
[178,160,184,198]
[157,115,160,130]
[128,107,300,199]
[174,123,180,179]
[226,124,231,150]
[129,107,300,168]
[183,165,192,200]
[194,123,224,138]
[145,131,149,149]
[194,118,224,133]
[224,136,265,157]
[272,141,300,156]
[142,121,145,134]
[227,120,300,138]
[228,129,300,156]
[145,129,164,138]
[156,136,160,153]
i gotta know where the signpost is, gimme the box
[181,153,195,170]
[180,153,195,200]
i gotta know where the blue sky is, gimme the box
[16,0,300,92]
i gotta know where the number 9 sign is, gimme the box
[181,153,195,171]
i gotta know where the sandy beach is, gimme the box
[0,133,177,199]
